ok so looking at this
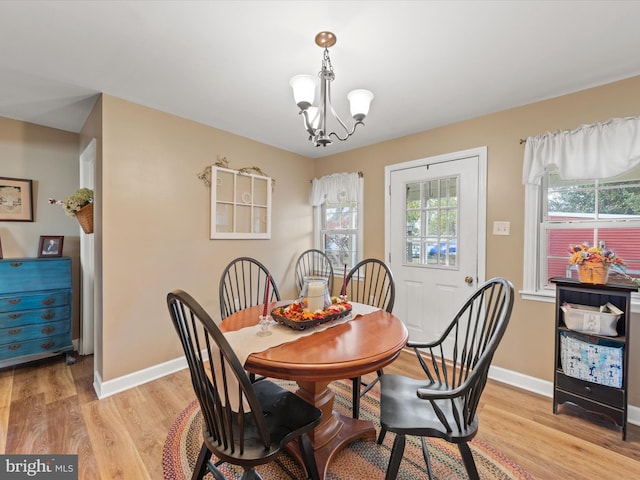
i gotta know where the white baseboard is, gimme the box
[489,365,640,427]
[92,356,640,427]
[93,356,188,399]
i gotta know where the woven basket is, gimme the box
[76,202,94,234]
[578,262,609,284]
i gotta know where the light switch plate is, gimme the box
[493,221,510,235]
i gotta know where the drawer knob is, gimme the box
[8,344,21,351]
[40,342,56,350]
[41,312,56,320]
[8,299,22,305]
[41,327,56,334]
[585,386,592,393]
[41,298,56,306]
[8,313,22,319]
[8,328,22,335]
[9,262,23,268]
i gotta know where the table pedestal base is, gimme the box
[286,380,376,479]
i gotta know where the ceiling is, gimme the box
[1,1,640,159]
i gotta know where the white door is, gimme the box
[385,147,486,343]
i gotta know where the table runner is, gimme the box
[224,302,380,366]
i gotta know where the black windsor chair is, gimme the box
[167,290,321,480]
[377,277,514,480]
[344,258,396,419]
[219,257,281,320]
[294,249,335,296]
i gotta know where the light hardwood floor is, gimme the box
[1,351,639,479]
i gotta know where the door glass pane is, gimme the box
[404,176,459,267]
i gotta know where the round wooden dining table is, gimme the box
[220,303,408,479]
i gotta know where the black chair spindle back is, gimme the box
[219,257,280,320]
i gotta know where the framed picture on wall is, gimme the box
[38,236,64,258]
[0,177,34,222]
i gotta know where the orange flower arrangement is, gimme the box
[568,243,624,267]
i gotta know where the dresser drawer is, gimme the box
[556,372,624,407]
[0,290,70,313]
[0,319,70,346]
[0,304,70,328]
[0,257,71,294]
[0,333,72,362]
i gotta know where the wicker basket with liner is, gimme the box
[578,261,609,284]
[75,202,94,234]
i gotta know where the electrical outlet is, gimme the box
[493,221,510,236]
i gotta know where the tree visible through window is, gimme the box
[320,201,358,271]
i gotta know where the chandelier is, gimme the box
[289,31,374,147]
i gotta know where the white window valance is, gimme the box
[522,116,640,185]
[310,172,362,206]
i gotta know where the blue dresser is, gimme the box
[0,257,73,368]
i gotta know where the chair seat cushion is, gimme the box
[379,374,478,442]
[255,380,321,444]
[205,380,321,464]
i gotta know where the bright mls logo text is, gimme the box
[1,455,77,479]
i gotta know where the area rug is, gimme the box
[163,379,533,480]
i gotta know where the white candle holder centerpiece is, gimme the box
[300,276,331,312]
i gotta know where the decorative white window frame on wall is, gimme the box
[210,166,272,239]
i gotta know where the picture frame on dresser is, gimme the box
[38,235,64,258]
[0,176,34,222]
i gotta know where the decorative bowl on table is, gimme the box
[271,297,352,330]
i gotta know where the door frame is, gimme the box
[384,146,488,286]
[79,138,96,355]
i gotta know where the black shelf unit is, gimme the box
[551,277,637,440]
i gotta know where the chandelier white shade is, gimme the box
[290,31,374,147]
[290,74,316,109]
[347,89,374,121]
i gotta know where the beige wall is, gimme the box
[99,95,315,380]
[314,75,640,404]
[0,117,82,337]
[5,75,640,407]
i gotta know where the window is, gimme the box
[312,172,363,272]
[524,164,640,299]
[317,201,361,271]
[404,177,458,267]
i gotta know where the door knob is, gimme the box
[465,276,474,285]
